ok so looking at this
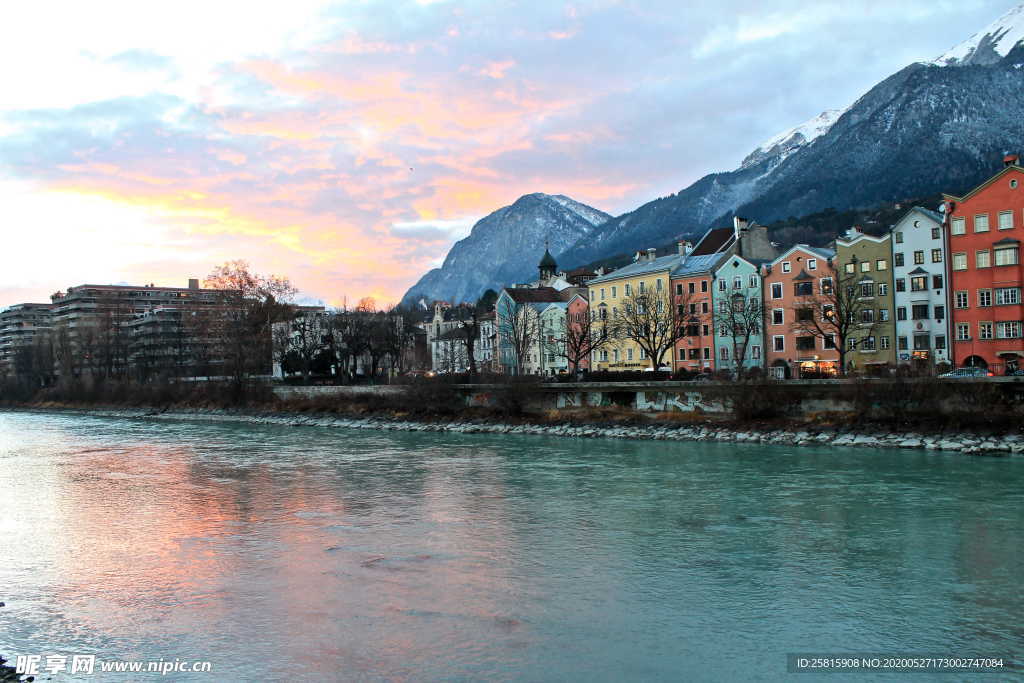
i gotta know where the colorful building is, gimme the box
[833,227,897,372]
[670,252,722,373]
[889,207,951,369]
[763,245,838,378]
[710,255,767,373]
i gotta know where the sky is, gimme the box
[0,0,1013,309]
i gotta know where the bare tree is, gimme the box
[543,306,607,375]
[790,268,879,376]
[273,310,326,383]
[715,291,764,374]
[497,298,538,375]
[607,289,689,370]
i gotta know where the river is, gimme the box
[1,410,1021,681]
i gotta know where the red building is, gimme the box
[566,292,591,371]
[944,155,1024,374]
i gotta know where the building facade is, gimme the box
[890,207,951,369]
[834,228,897,372]
[0,303,54,377]
[945,156,1024,374]
[711,255,766,373]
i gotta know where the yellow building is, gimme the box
[586,247,680,370]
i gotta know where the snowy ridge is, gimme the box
[931,3,1024,66]
[545,194,611,227]
[739,108,845,169]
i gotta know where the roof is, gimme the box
[908,266,929,275]
[944,164,1024,203]
[539,248,558,268]
[793,269,815,281]
[771,244,835,266]
[501,286,565,303]
[565,267,595,277]
[670,253,723,278]
[588,253,681,284]
[690,227,734,256]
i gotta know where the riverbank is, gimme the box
[4,404,1020,456]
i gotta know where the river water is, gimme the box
[0,411,1021,681]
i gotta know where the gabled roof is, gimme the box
[588,252,680,284]
[793,269,815,281]
[565,267,595,277]
[671,253,725,278]
[714,255,769,275]
[501,286,565,303]
[908,266,929,275]
[770,244,834,266]
[690,227,734,256]
[944,164,1024,203]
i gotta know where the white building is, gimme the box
[890,207,951,367]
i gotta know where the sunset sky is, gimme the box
[0,0,1010,309]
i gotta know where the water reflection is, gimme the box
[1,411,1022,680]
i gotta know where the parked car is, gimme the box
[938,367,994,378]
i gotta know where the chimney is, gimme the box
[633,250,642,262]
[1005,153,1019,167]
[188,278,199,290]
[646,248,656,261]
[678,240,693,257]
[733,216,749,237]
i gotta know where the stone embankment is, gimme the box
[45,408,1023,456]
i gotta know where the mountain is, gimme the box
[400,193,609,306]
[555,3,1024,269]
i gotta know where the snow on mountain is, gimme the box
[931,3,1024,66]
[739,108,846,170]
[546,194,609,227]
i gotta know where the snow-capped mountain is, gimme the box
[400,193,609,305]
[931,3,1024,66]
[555,4,1024,268]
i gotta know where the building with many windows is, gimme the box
[945,155,1024,374]
[711,255,767,374]
[834,228,897,372]
[889,207,950,369]
[0,303,54,377]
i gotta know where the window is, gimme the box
[687,348,699,360]
[995,245,1020,266]
[956,323,970,341]
[934,305,945,320]
[773,336,785,352]
[952,253,967,270]
[590,290,595,301]
[845,262,855,274]
[897,307,907,321]
[898,336,908,350]
[910,276,928,292]
[795,281,814,296]
[860,282,875,297]
[626,348,633,361]
[862,336,877,351]
[718,278,727,292]
[625,284,632,296]
[688,303,697,315]
[861,260,871,273]
[600,350,609,361]
[702,347,710,360]
[912,334,929,351]
[821,278,834,294]
[931,227,941,239]
[996,287,1021,305]
[639,281,645,293]
[751,345,761,360]
[600,288,606,300]
[796,307,814,322]
[719,347,730,361]
[894,253,905,267]
[879,336,890,350]
[998,321,1022,339]
[878,283,889,296]
[701,280,708,293]
[913,250,925,265]
[749,274,758,287]
[796,336,815,351]
[935,335,946,350]
[718,301,728,314]
[823,334,835,349]
[954,291,967,308]
[676,283,683,295]
[895,278,906,292]
[772,309,784,325]
[770,283,783,299]
[931,275,942,290]
[701,302,709,314]
[876,259,887,271]
[782,261,791,273]
[979,289,992,307]
[656,279,663,291]
[611,286,617,298]
[847,338,857,351]
[912,304,929,320]
[639,348,647,360]
[733,276,742,290]
[685,323,699,337]
[895,231,904,243]
[808,258,817,270]
[678,304,685,316]
[976,250,991,268]
[979,322,993,340]
[686,282,694,294]
[974,214,989,232]
[822,304,835,320]
[612,349,619,362]
[679,348,687,361]
[951,217,966,235]
[879,308,890,322]
[931,249,942,263]
[860,309,875,323]
[999,210,1014,230]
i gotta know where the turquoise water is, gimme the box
[0,411,1022,681]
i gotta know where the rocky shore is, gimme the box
[12,406,1020,456]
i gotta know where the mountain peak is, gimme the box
[931,3,1024,66]
[740,109,846,169]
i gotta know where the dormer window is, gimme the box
[782,261,791,273]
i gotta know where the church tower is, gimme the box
[538,243,558,282]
